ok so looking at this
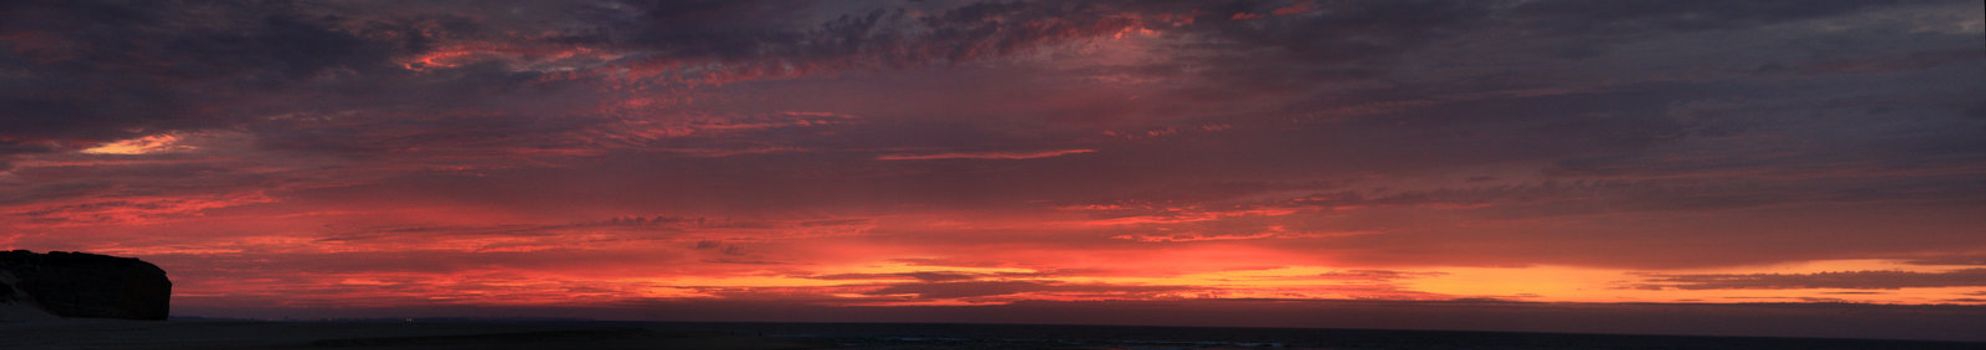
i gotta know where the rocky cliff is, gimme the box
[0,250,171,320]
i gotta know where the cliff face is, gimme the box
[0,250,172,320]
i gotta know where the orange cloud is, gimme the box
[79,133,191,155]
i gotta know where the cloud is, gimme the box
[862,280,1183,299]
[809,271,1031,283]
[1110,228,1368,243]
[1632,269,1986,290]
[1316,270,1448,281]
[875,148,1096,161]
[79,133,193,155]
[1904,255,1986,266]
[0,1,420,147]
[1512,0,1911,33]
[9,191,275,226]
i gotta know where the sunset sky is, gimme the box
[3,0,1985,336]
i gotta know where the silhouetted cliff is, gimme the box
[0,250,171,320]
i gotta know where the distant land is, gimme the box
[1,250,172,321]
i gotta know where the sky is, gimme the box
[3,0,1985,340]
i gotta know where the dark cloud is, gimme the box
[0,1,419,144]
[811,271,995,282]
[866,280,1050,298]
[864,280,1183,299]
[1513,0,1906,33]
[1200,0,1496,63]
[601,0,819,59]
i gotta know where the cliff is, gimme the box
[0,250,172,320]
